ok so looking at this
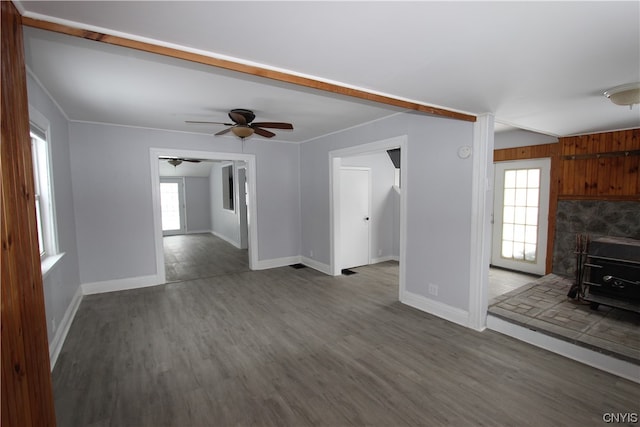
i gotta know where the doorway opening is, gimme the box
[330,135,408,301]
[150,148,258,284]
[489,158,550,299]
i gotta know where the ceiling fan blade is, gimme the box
[215,127,234,136]
[229,111,247,125]
[251,122,293,130]
[253,127,276,138]
[158,156,202,163]
[185,120,234,125]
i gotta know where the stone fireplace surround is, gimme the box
[552,200,640,277]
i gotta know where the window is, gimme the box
[500,168,541,262]
[222,164,234,211]
[30,122,58,261]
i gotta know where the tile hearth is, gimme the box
[489,274,640,364]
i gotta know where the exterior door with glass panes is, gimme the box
[160,177,186,236]
[491,159,550,275]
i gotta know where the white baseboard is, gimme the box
[49,285,82,370]
[487,315,640,383]
[400,289,470,328]
[301,257,332,275]
[186,229,212,235]
[210,231,241,249]
[81,274,161,295]
[370,255,399,264]
[253,256,302,270]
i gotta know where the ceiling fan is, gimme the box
[186,108,293,139]
[159,156,201,167]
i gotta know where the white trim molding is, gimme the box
[210,231,241,249]
[253,256,302,271]
[467,113,494,331]
[81,274,161,295]
[487,315,640,383]
[401,290,470,328]
[370,255,400,264]
[300,256,332,275]
[49,285,82,370]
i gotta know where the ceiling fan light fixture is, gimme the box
[604,83,640,109]
[168,158,182,167]
[231,125,254,138]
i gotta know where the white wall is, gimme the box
[69,123,301,284]
[26,73,81,353]
[494,128,557,149]
[300,113,474,312]
[184,176,211,233]
[210,162,241,247]
[341,151,398,262]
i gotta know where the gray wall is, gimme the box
[26,73,81,343]
[300,113,474,311]
[185,176,211,233]
[341,151,398,261]
[69,122,301,284]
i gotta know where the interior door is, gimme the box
[492,159,550,275]
[160,177,186,236]
[340,167,371,270]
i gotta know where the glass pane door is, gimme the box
[492,159,550,275]
[160,178,185,235]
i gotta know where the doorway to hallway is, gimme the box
[150,148,259,284]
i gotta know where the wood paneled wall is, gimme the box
[493,142,557,162]
[1,2,57,425]
[558,129,639,199]
[494,128,640,274]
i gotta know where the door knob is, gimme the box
[364,217,370,221]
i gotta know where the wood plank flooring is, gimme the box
[164,233,249,282]
[488,267,540,301]
[53,262,640,426]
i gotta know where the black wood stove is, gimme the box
[583,236,640,313]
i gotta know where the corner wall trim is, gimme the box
[487,315,639,383]
[300,257,332,275]
[49,285,83,370]
[370,255,400,264]
[81,274,162,295]
[401,290,470,328]
[253,256,302,271]
[186,229,213,235]
[210,231,241,249]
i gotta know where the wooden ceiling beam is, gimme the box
[22,16,477,123]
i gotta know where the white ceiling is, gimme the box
[18,1,640,142]
[159,159,215,177]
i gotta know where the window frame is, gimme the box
[29,106,61,272]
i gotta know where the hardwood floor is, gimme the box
[488,267,539,301]
[53,262,639,426]
[164,233,249,282]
